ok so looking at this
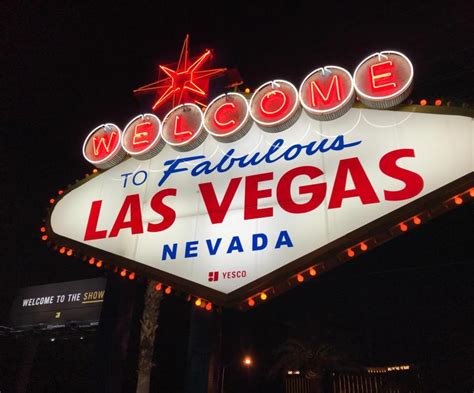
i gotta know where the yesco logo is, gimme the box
[208,271,247,282]
[82,51,413,169]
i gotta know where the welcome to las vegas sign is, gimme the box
[45,50,474,308]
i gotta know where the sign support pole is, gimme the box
[185,307,222,393]
[95,275,139,393]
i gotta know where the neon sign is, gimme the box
[162,103,206,151]
[48,46,474,308]
[299,66,355,120]
[122,114,164,160]
[250,80,301,132]
[82,124,125,169]
[83,50,415,167]
[203,93,252,142]
[133,35,226,111]
[353,51,413,108]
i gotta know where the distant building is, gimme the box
[285,364,421,393]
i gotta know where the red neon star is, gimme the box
[134,35,227,112]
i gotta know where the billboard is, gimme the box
[9,278,106,328]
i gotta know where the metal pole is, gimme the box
[220,364,227,393]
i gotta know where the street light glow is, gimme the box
[243,356,252,366]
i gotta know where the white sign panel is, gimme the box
[50,108,473,297]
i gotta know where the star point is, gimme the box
[134,36,226,113]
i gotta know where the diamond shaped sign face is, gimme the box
[48,107,473,306]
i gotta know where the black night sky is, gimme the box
[1,2,473,393]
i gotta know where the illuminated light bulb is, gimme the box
[244,88,251,94]
[347,249,355,257]
[92,169,98,173]
[420,99,427,106]
[88,257,95,265]
[49,198,55,204]
[165,286,172,295]
[205,302,212,311]
[454,196,463,205]
[58,190,64,195]
[309,268,317,277]
[248,298,255,307]
[400,223,408,232]
[297,274,304,283]
[120,269,127,277]
[41,235,48,241]
[40,226,46,233]
[360,243,368,251]
[195,298,202,307]
[469,189,474,197]
[260,292,267,301]
[59,246,66,254]
[96,260,103,268]
[435,99,442,106]
[155,283,162,291]
[413,216,421,225]
[66,249,73,256]
[128,272,135,280]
